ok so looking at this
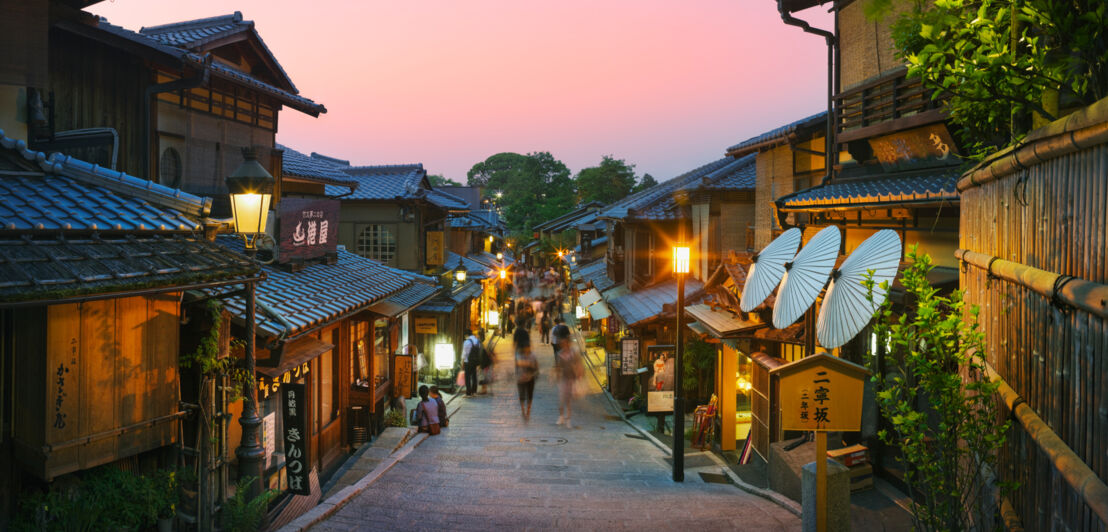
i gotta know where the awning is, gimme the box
[366,282,439,317]
[684,303,765,338]
[587,300,612,320]
[687,321,710,337]
[258,337,333,378]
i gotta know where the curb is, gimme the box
[570,317,801,517]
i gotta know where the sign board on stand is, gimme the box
[647,390,674,413]
[771,353,869,532]
[619,337,640,376]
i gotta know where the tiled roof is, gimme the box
[0,235,257,303]
[533,201,605,232]
[215,240,412,337]
[448,209,504,231]
[278,144,357,188]
[776,168,961,211]
[598,157,738,221]
[608,277,703,327]
[140,11,297,93]
[726,112,827,157]
[0,130,257,302]
[425,188,470,210]
[572,259,615,292]
[689,153,756,191]
[444,252,490,278]
[325,164,425,200]
[467,251,513,270]
[0,131,209,229]
[66,17,324,116]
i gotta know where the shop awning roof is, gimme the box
[608,278,703,327]
[257,336,333,378]
[684,303,765,338]
[366,281,439,318]
[776,168,961,211]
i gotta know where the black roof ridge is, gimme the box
[140,11,245,34]
[345,163,425,171]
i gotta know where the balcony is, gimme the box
[834,66,944,144]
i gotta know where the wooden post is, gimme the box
[816,430,827,532]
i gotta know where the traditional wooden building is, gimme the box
[0,131,258,525]
[958,98,1108,530]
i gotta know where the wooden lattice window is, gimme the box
[356,224,396,264]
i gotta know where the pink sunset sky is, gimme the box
[93,1,833,184]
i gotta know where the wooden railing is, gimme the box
[834,66,942,143]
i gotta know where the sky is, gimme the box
[93,1,833,184]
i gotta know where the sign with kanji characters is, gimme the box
[278,198,339,263]
[256,362,310,399]
[620,337,640,376]
[647,390,674,413]
[281,383,310,495]
[393,354,412,398]
[867,123,959,172]
[414,317,438,334]
[773,353,868,432]
[426,231,445,266]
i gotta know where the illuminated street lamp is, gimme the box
[496,252,503,261]
[455,270,467,283]
[499,269,507,280]
[227,147,274,498]
[672,244,690,482]
[557,250,564,258]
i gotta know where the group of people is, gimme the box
[412,384,448,435]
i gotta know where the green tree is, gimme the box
[575,155,637,204]
[864,247,1012,531]
[427,174,463,187]
[870,0,1108,157]
[467,152,575,233]
[632,173,658,193]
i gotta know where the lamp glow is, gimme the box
[226,147,275,248]
[434,343,455,369]
[499,269,507,280]
[486,310,499,327]
[673,246,690,274]
[229,193,271,236]
[455,270,466,283]
[496,252,503,260]
[575,305,588,319]
[557,250,564,258]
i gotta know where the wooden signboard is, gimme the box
[771,353,869,532]
[647,391,674,413]
[620,337,640,376]
[278,198,339,263]
[773,353,868,432]
[414,317,437,335]
[868,123,959,172]
[393,354,413,398]
[281,383,310,495]
[426,231,444,266]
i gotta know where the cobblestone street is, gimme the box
[312,325,800,531]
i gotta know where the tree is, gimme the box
[575,155,637,204]
[427,174,463,187]
[871,0,1108,157]
[466,152,576,233]
[864,247,1012,531]
[632,173,658,193]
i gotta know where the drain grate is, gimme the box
[698,472,732,484]
[520,437,568,446]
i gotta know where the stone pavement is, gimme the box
[309,323,801,531]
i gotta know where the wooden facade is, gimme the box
[7,293,181,481]
[958,100,1108,530]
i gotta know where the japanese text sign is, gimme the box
[620,337,640,376]
[426,231,444,266]
[281,383,310,495]
[278,198,339,263]
[773,353,868,432]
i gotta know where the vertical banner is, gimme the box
[393,354,413,398]
[281,383,310,495]
[426,231,444,266]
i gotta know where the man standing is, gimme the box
[462,330,481,397]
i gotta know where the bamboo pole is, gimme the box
[955,250,1108,319]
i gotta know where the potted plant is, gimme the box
[153,470,178,532]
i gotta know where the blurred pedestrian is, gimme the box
[515,338,538,422]
[554,327,582,429]
[539,309,552,345]
[414,385,441,435]
[478,333,494,395]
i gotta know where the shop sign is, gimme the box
[263,412,276,469]
[281,383,310,495]
[867,123,959,172]
[257,362,310,400]
[278,198,339,263]
[393,354,413,398]
[773,353,868,432]
[414,317,437,334]
[647,391,674,413]
[620,337,640,376]
[426,231,445,266]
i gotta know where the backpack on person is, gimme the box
[477,340,492,369]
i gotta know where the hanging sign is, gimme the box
[393,354,413,398]
[257,362,310,399]
[620,337,640,376]
[426,231,445,266]
[278,198,339,263]
[281,383,310,495]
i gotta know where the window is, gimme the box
[356,225,396,263]
[372,319,390,390]
[159,147,182,188]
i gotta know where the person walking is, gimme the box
[554,326,582,429]
[539,309,552,345]
[414,385,441,435]
[515,335,538,422]
[462,330,481,397]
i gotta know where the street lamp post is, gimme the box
[227,147,274,498]
[672,245,690,482]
